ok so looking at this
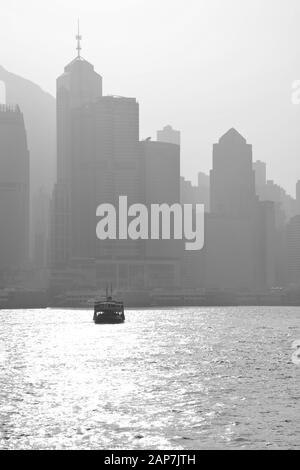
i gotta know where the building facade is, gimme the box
[0,105,29,272]
[286,215,300,285]
[296,181,300,215]
[50,39,182,293]
[157,125,181,146]
[205,128,276,291]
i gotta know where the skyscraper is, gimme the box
[32,187,50,268]
[180,172,209,289]
[296,180,300,215]
[0,65,56,261]
[210,128,258,217]
[253,159,297,226]
[0,105,29,272]
[253,160,267,191]
[180,173,210,211]
[286,215,300,285]
[205,128,276,291]
[51,27,102,267]
[56,53,102,183]
[71,95,142,277]
[157,125,181,146]
[52,28,183,292]
[50,28,185,294]
[140,140,181,288]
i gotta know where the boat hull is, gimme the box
[94,316,125,324]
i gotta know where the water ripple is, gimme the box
[0,307,299,450]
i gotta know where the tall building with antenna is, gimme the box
[56,22,102,183]
[51,23,102,267]
[50,26,181,293]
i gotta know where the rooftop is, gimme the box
[219,128,247,144]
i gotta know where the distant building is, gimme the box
[205,129,276,291]
[286,215,300,285]
[253,161,297,225]
[51,46,103,267]
[140,140,182,288]
[32,188,50,268]
[296,181,300,215]
[252,160,296,286]
[0,105,29,272]
[181,172,210,212]
[210,128,258,217]
[0,66,55,197]
[256,201,277,290]
[71,95,143,289]
[157,125,180,146]
[180,173,209,289]
[50,32,182,292]
[51,39,143,286]
[0,65,56,261]
[253,160,267,189]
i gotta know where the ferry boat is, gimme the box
[93,288,125,324]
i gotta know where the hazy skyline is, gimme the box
[1,0,300,194]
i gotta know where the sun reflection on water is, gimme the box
[0,307,299,450]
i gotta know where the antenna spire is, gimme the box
[76,19,82,58]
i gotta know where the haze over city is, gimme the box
[1,0,300,193]
[1,1,300,452]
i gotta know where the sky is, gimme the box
[1,0,300,194]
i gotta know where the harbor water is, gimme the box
[0,307,299,450]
